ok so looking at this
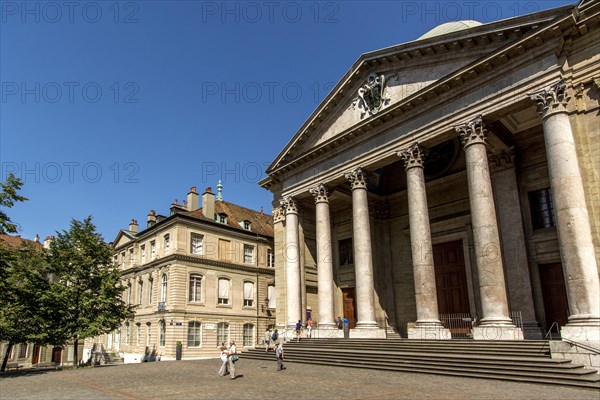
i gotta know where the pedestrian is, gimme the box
[275,342,285,371]
[295,320,303,341]
[337,316,343,330]
[228,340,238,380]
[264,328,271,352]
[306,318,313,338]
[272,328,279,343]
[218,342,229,376]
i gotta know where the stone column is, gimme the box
[529,81,600,343]
[455,116,523,340]
[310,183,336,328]
[345,168,379,331]
[281,196,302,329]
[399,144,451,340]
[489,150,541,339]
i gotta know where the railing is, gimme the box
[562,338,600,355]
[510,311,523,332]
[544,322,560,340]
[439,313,475,338]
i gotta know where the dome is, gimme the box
[418,20,483,40]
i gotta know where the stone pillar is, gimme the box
[345,168,380,333]
[489,150,542,339]
[456,116,523,340]
[281,196,302,329]
[529,81,600,343]
[399,144,451,340]
[310,183,336,328]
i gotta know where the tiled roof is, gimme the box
[185,201,273,237]
[0,235,43,250]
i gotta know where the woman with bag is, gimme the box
[228,340,238,380]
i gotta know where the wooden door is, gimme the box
[31,345,40,364]
[539,262,569,332]
[434,240,469,314]
[51,347,62,364]
[342,288,356,328]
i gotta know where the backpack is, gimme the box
[272,332,279,341]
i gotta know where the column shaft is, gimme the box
[282,197,302,327]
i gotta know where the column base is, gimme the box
[473,324,523,340]
[561,321,600,346]
[408,325,452,340]
[349,328,386,339]
[354,321,379,329]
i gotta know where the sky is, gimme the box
[1,0,574,242]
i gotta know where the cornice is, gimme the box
[265,8,577,183]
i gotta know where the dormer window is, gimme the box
[243,220,251,230]
[216,213,228,224]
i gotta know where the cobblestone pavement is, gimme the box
[1,358,598,400]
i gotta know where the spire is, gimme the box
[216,180,223,202]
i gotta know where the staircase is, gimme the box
[243,339,600,389]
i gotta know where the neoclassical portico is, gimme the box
[262,2,600,349]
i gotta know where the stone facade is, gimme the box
[85,187,275,362]
[260,0,600,357]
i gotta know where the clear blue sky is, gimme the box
[1,0,573,242]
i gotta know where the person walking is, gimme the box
[228,340,237,380]
[275,342,285,371]
[306,318,313,338]
[218,342,229,376]
[337,316,343,330]
[295,320,303,341]
[264,328,271,352]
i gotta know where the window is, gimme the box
[243,220,251,230]
[164,234,170,253]
[218,278,230,305]
[243,324,254,347]
[113,255,118,267]
[189,274,202,302]
[339,238,353,266]
[121,252,126,268]
[18,344,28,358]
[191,234,203,255]
[129,248,134,266]
[267,249,274,268]
[137,281,143,305]
[125,323,130,346]
[243,281,254,307]
[141,245,146,264]
[160,274,168,303]
[150,241,156,260]
[146,323,151,347]
[187,322,202,347]
[243,245,254,264]
[217,322,229,345]
[148,277,153,304]
[127,284,132,305]
[136,323,141,346]
[159,321,166,347]
[267,284,276,309]
[529,188,556,229]
[216,213,228,224]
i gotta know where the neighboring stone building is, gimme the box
[260,0,599,348]
[0,234,82,369]
[87,184,275,362]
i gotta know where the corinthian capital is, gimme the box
[345,168,368,190]
[528,81,569,119]
[272,206,285,223]
[309,183,329,204]
[455,115,487,148]
[279,196,298,215]
[398,143,426,170]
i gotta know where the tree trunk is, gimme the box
[73,337,79,368]
[1,343,13,372]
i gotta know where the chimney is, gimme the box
[202,187,215,220]
[34,234,40,243]
[147,210,157,228]
[129,219,139,233]
[187,186,199,211]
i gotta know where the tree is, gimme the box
[47,217,133,367]
[0,173,27,235]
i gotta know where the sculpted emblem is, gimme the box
[352,73,395,118]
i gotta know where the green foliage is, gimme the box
[48,216,133,342]
[0,173,28,235]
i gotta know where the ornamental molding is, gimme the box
[489,148,516,173]
[272,206,285,223]
[455,115,488,148]
[345,168,368,190]
[309,183,329,204]
[280,196,298,215]
[351,73,398,119]
[528,80,569,120]
[398,143,426,170]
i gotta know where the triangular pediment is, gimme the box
[265,6,572,176]
[113,230,135,249]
